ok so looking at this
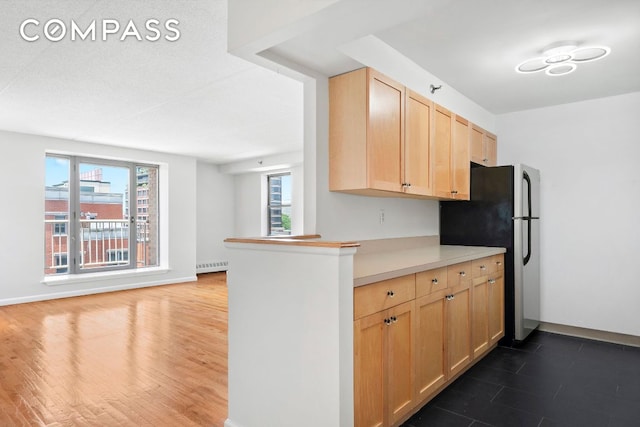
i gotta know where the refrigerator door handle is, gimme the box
[523,171,532,266]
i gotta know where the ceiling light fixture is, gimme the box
[516,42,610,76]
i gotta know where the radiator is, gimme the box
[196,260,228,274]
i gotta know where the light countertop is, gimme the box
[354,244,505,287]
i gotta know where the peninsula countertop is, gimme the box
[353,239,505,287]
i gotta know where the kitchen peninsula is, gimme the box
[223,236,505,427]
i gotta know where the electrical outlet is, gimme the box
[379,209,385,224]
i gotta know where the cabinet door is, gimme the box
[354,311,386,427]
[470,125,484,165]
[368,70,404,193]
[451,115,470,200]
[415,290,447,402]
[484,133,497,167]
[404,90,433,196]
[488,273,505,344]
[433,105,452,198]
[386,301,415,426]
[471,276,489,358]
[446,281,472,378]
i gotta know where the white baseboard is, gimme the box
[0,275,197,307]
[539,322,640,347]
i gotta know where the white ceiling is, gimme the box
[1,0,639,163]
[0,0,303,164]
[267,0,640,114]
[375,0,640,113]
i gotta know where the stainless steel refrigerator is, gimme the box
[440,164,540,345]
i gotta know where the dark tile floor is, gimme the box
[402,331,640,427]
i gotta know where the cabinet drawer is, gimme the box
[472,257,496,278]
[447,261,471,288]
[493,254,504,271]
[354,275,415,320]
[416,267,448,298]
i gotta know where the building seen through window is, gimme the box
[267,173,292,236]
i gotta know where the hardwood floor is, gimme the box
[0,273,228,426]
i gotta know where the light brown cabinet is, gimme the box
[445,262,472,377]
[330,67,497,202]
[329,68,433,197]
[415,268,448,401]
[434,105,470,200]
[354,276,416,427]
[404,90,434,196]
[355,255,504,427]
[488,256,505,344]
[471,255,505,358]
[470,124,498,167]
[414,264,472,401]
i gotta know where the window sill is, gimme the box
[42,267,171,286]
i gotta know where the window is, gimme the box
[54,253,68,274]
[267,173,292,236]
[107,249,129,263]
[44,155,159,275]
[53,215,67,235]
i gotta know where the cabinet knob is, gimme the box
[451,190,458,195]
[459,271,466,277]
[384,318,391,326]
[489,279,496,284]
[446,294,455,301]
[480,265,486,270]
[387,290,395,297]
[391,316,397,323]
[432,278,438,284]
[483,158,489,163]
[496,261,502,266]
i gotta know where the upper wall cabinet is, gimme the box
[329,67,490,201]
[329,68,434,198]
[470,124,498,167]
[433,105,470,200]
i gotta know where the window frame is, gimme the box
[45,154,160,276]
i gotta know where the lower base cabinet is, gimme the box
[472,255,505,357]
[354,300,415,427]
[355,255,504,427]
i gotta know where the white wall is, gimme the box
[233,173,263,237]
[196,161,235,264]
[497,92,640,337]
[0,130,197,305]
[225,242,355,427]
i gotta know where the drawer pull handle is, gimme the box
[459,271,466,277]
[432,278,438,284]
[451,190,458,194]
[390,316,397,323]
[387,290,395,297]
[496,261,502,266]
